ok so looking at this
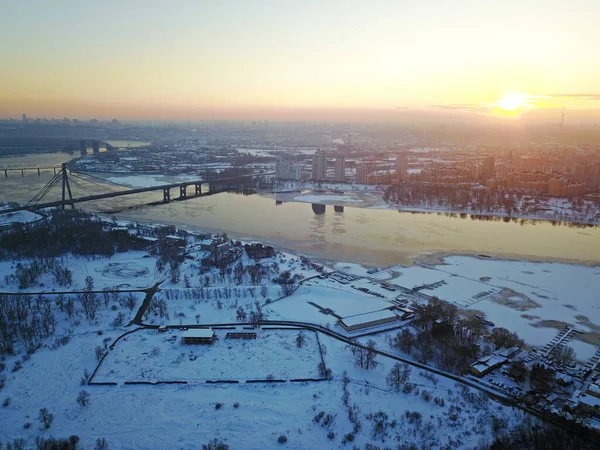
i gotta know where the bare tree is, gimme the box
[386,363,411,392]
[95,438,109,450]
[555,346,576,367]
[76,390,90,407]
[95,345,105,361]
[38,407,54,428]
[296,331,305,348]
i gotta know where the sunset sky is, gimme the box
[1,0,599,121]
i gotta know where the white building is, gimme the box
[276,155,302,180]
[312,150,327,181]
[396,155,408,180]
[334,155,346,182]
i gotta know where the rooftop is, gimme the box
[182,328,215,338]
[340,309,398,328]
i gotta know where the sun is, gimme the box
[494,93,532,112]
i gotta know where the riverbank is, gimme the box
[261,188,600,226]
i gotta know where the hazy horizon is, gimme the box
[2,0,600,122]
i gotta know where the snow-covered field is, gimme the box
[292,194,364,204]
[389,256,600,349]
[0,210,42,226]
[105,173,204,188]
[0,250,160,292]
[2,215,598,448]
[0,323,527,450]
[269,284,392,327]
[94,328,322,383]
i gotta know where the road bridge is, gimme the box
[1,163,273,214]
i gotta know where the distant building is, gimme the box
[92,140,100,154]
[395,155,408,180]
[337,144,351,155]
[481,156,495,182]
[334,155,346,182]
[22,113,27,123]
[311,150,327,181]
[275,154,302,180]
[182,328,215,345]
[586,164,600,192]
[79,139,87,156]
[356,165,370,184]
[573,163,587,183]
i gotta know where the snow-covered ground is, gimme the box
[105,173,204,188]
[94,328,322,383]
[388,256,600,350]
[292,194,364,204]
[2,216,598,448]
[0,203,43,227]
[0,250,161,292]
[0,320,527,450]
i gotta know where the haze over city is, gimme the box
[2,0,600,121]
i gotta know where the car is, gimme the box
[158,325,168,333]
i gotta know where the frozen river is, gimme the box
[1,152,599,267]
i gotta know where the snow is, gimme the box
[0,209,42,226]
[340,309,398,327]
[568,340,598,361]
[384,256,600,348]
[93,328,322,383]
[269,284,393,327]
[292,194,364,203]
[105,173,203,188]
[182,328,215,338]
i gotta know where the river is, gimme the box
[1,153,599,267]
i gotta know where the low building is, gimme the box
[495,346,521,359]
[470,354,508,377]
[166,235,187,247]
[182,328,216,345]
[244,243,275,259]
[339,309,399,332]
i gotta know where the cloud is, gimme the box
[538,94,600,100]
[431,103,488,112]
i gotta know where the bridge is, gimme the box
[1,165,62,177]
[1,163,273,214]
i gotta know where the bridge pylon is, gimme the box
[61,163,75,209]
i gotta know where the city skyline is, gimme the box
[2,1,600,121]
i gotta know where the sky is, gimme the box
[1,0,599,121]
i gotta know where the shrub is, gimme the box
[77,390,90,407]
[327,431,335,440]
[233,402,239,409]
[24,422,31,429]
[421,390,432,402]
[402,383,415,394]
[12,360,23,372]
[3,396,11,407]
[202,438,229,450]
[39,407,54,428]
[277,435,287,444]
[95,437,109,450]
[342,433,355,444]
[215,402,224,410]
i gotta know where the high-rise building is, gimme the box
[356,165,370,184]
[334,155,346,182]
[22,113,27,123]
[586,164,600,191]
[276,155,302,180]
[396,155,408,180]
[573,163,587,183]
[481,156,495,181]
[311,150,327,181]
